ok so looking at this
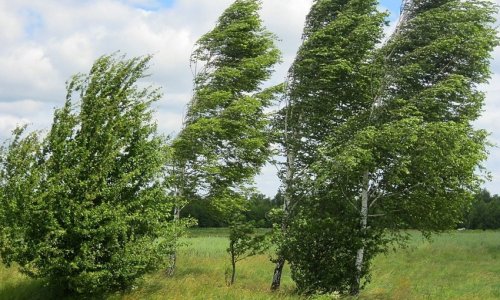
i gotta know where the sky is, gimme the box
[0,0,499,197]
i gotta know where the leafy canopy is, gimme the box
[0,54,182,295]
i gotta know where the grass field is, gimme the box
[0,230,499,300]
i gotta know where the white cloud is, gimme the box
[0,45,62,101]
[0,99,45,115]
[0,1,24,42]
[0,100,54,140]
[255,162,281,196]
[0,115,30,139]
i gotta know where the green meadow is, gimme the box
[0,229,499,300]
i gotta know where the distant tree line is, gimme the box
[181,187,500,230]
[182,192,281,228]
[464,189,500,230]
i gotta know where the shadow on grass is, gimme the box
[0,279,57,300]
[0,280,112,300]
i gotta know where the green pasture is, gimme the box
[0,230,499,300]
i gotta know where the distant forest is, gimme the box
[183,189,500,230]
[464,189,500,230]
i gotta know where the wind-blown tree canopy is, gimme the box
[321,0,498,234]
[166,0,280,277]
[284,0,387,167]
[172,0,281,215]
[271,0,387,291]
[280,0,498,295]
[0,54,181,295]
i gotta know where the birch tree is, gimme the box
[283,0,498,295]
[271,0,386,290]
[169,0,280,274]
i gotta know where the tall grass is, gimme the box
[0,230,499,299]
[362,231,500,300]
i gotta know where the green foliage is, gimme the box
[172,0,281,203]
[226,219,267,285]
[0,54,184,295]
[279,0,499,296]
[465,189,500,229]
[169,1,281,276]
[182,192,278,228]
[243,193,276,228]
[276,0,387,294]
[181,197,227,228]
[279,0,387,167]
[0,126,44,268]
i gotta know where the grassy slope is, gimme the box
[0,230,499,300]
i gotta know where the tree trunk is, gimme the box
[271,256,285,290]
[166,206,181,276]
[352,171,369,295]
[230,253,236,285]
[270,149,294,291]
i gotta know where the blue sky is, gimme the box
[125,0,176,10]
[380,0,402,15]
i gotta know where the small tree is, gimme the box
[226,219,267,286]
[0,54,183,295]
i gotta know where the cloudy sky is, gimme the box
[0,0,498,197]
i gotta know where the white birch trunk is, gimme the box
[166,163,184,277]
[271,148,294,290]
[353,171,369,294]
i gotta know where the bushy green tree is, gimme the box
[244,193,276,227]
[0,127,44,268]
[181,196,227,227]
[0,54,183,295]
[277,0,498,295]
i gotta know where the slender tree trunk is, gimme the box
[271,149,294,291]
[166,161,187,277]
[271,256,285,290]
[166,205,181,276]
[230,251,236,285]
[352,171,369,295]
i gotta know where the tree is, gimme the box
[244,193,276,227]
[271,0,387,290]
[181,196,227,227]
[0,54,183,295]
[0,127,44,269]
[278,0,498,295]
[172,0,281,202]
[168,0,281,274]
[226,219,267,285]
